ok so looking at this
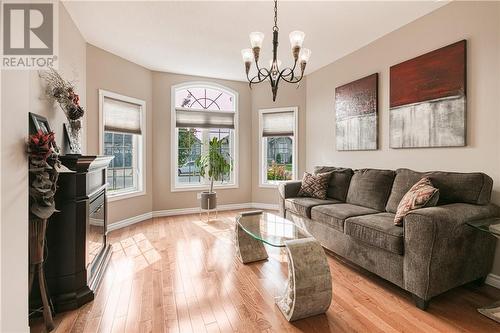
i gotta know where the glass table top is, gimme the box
[236,211,311,247]
[467,218,500,238]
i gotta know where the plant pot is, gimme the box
[200,191,217,210]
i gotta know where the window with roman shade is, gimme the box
[103,97,143,135]
[172,83,238,190]
[259,107,298,186]
[99,90,146,199]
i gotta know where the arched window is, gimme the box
[171,83,238,190]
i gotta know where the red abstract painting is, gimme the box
[390,40,466,108]
[389,40,466,148]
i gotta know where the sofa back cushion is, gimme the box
[386,168,493,213]
[427,171,493,205]
[386,169,425,213]
[314,166,353,201]
[346,169,395,211]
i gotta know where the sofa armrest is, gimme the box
[403,203,500,300]
[277,181,302,217]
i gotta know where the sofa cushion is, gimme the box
[386,169,425,213]
[285,197,339,218]
[311,203,380,232]
[346,169,396,211]
[345,213,404,255]
[386,169,493,213]
[314,166,354,201]
[427,171,493,206]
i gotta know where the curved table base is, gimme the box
[235,221,268,264]
[234,224,332,322]
[276,238,332,321]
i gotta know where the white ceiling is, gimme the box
[63,1,448,82]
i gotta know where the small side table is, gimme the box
[467,218,500,323]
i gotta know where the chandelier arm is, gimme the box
[279,67,304,84]
[249,69,271,86]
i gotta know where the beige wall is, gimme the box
[152,72,252,211]
[305,2,500,273]
[86,45,153,224]
[85,46,254,220]
[250,82,307,205]
[0,3,86,331]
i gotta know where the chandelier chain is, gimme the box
[273,0,278,31]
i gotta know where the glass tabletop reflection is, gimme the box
[236,211,311,247]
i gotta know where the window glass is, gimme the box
[173,84,237,189]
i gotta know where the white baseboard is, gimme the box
[108,202,279,231]
[486,273,500,289]
[108,211,153,232]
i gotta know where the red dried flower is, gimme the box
[68,89,80,106]
[28,130,55,161]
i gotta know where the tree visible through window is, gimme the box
[266,137,294,181]
[260,108,297,185]
[173,84,237,189]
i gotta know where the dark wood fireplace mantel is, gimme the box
[41,154,113,312]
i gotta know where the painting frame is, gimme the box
[335,73,378,151]
[389,40,467,149]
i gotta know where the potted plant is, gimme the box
[196,137,232,210]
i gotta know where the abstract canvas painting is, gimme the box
[335,73,378,151]
[390,40,466,148]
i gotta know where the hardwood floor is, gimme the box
[31,210,500,333]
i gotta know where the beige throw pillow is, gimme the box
[297,172,331,200]
[394,177,439,226]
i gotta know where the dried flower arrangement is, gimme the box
[40,68,84,153]
[28,130,60,331]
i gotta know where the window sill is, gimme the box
[171,184,239,192]
[260,181,293,189]
[107,189,146,202]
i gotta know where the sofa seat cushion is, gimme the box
[311,203,380,232]
[285,197,340,218]
[345,213,404,255]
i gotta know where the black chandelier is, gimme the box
[241,0,311,101]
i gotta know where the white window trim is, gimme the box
[170,81,239,192]
[259,107,299,188]
[99,89,147,201]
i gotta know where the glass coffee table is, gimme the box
[235,210,332,322]
[467,218,500,323]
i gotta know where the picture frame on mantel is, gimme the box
[29,112,52,135]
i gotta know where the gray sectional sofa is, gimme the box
[278,167,500,309]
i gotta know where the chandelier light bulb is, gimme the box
[241,48,254,63]
[299,48,312,63]
[289,31,305,48]
[249,32,265,48]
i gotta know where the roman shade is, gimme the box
[103,97,142,135]
[262,111,295,137]
[175,107,235,129]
